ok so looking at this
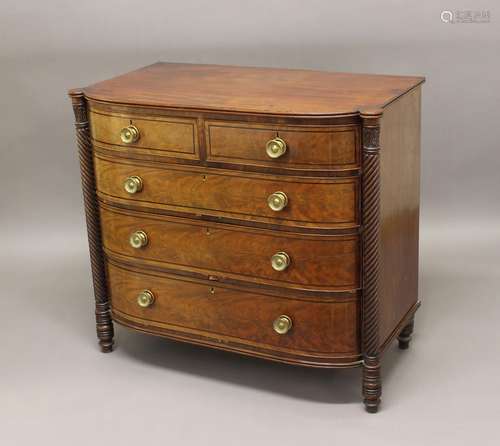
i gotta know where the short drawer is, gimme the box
[95,156,359,230]
[89,110,199,159]
[205,120,360,171]
[107,262,360,355]
[100,206,360,292]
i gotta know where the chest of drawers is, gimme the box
[69,62,424,412]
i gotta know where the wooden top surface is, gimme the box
[82,62,424,116]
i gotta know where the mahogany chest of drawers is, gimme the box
[69,62,424,412]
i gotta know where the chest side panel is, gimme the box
[378,86,421,345]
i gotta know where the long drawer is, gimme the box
[100,206,360,292]
[107,262,360,356]
[94,155,359,230]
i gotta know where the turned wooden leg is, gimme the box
[398,317,415,350]
[96,302,114,353]
[363,356,382,413]
[70,89,114,353]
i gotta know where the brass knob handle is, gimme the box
[271,251,290,271]
[120,125,140,144]
[123,176,143,194]
[267,191,288,212]
[266,137,287,159]
[137,289,155,308]
[273,315,292,335]
[129,230,148,249]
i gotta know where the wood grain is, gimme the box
[378,86,421,345]
[100,205,360,292]
[94,154,359,230]
[70,63,424,411]
[206,120,360,171]
[82,62,424,116]
[89,110,199,159]
[107,262,360,358]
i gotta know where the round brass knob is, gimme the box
[266,137,287,159]
[120,125,140,144]
[273,315,292,335]
[129,230,148,249]
[267,191,288,212]
[137,289,155,308]
[123,176,143,194]
[271,251,290,272]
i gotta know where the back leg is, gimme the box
[398,317,415,350]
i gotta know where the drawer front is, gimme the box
[101,206,360,291]
[95,156,359,230]
[89,111,199,159]
[205,121,360,171]
[107,262,359,355]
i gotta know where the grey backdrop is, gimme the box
[2,1,499,444]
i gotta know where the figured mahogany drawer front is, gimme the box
[95,156,359,230]
[206,121,360,171]
[89,111,199,159]
[100,206,359,291]
[107,262,360,355]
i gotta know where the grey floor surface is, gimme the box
[2,221,499,445]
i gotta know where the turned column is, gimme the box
[361,110,383,413]
[69,89,114,352]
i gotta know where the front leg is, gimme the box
[363,356,382,413]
